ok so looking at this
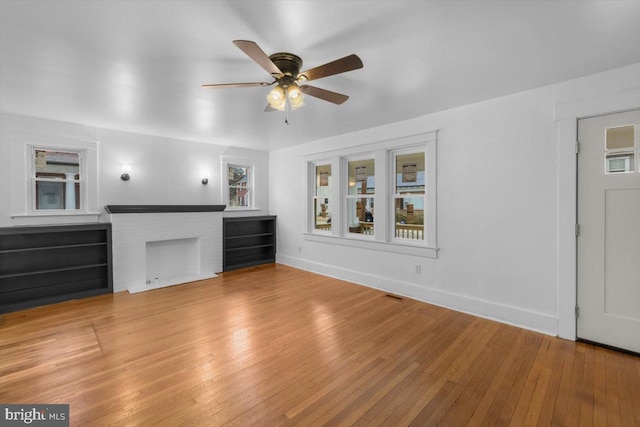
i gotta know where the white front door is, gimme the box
[577,109,640,353]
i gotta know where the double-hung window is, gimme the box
[305,131,438,258]
[392,149,425,241]
[346,157,375,236]
[32,148,83,211]
[313,164,332,231]
[227,164,252,208]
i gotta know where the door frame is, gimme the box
[555,87,640,341]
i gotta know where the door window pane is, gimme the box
[606,154,634,173]
[606,125,634,150]
[604,125,636,174]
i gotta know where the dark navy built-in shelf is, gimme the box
[105,205,226,214]
[0,223,113,313]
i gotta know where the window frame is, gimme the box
[8,132,99,226]
[311,161,333,233]
[223,162,255,210]
[31,147,85,213]
[344,153,376,240]
[390,146,427,245]
[304,131,438,259]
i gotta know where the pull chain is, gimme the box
[285,98,290,125]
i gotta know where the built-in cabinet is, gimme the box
[223,216,276,271]
[0,223,113,313]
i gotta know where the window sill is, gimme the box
[10,212,101,226]
[303,232,439,258]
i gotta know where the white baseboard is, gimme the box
[277,254,558,337]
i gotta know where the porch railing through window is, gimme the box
[395,223,424,240]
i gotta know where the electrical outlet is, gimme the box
[415,265,421,274]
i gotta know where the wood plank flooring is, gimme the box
[1,264,638,426]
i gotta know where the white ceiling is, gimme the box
[1,1,639,151]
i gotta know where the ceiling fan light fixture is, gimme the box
[267,85,286,109]
[203,40,362,116]
[287,83,304,108]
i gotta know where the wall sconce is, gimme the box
[201,170,209,185]
[121,164,131,181]
[201,177,209,185]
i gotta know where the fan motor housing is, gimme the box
[269,52,303,77]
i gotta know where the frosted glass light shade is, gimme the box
[267,85,286,110]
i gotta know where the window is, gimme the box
[32,148,83,211]
[227,164,252,208]
[313,164,332,231]
[392,150,425,241]
[346,157,375,236]
[305,131,438,258]
[605,124,636,174]
[9,133,98,226]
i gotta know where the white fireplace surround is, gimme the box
[107,207,223,293]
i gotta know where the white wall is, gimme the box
[270,63,640,337]
[0,113,270,227]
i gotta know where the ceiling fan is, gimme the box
[203,40,363,113]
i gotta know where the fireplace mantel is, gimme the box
[105,205,226,214]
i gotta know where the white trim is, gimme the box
[8,130,99,225]
[389,147,427,245]
[344,154,377,237]
[303,131,437,162]
[277,253,556,335]
[303,232,438,258]
[305,131,438,252]
[29,145,86,213]
[221,161,254,209]
[11,212,101,217]
[10,212,101,226]
[554,87,640,341]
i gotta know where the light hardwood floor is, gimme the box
[1,264,638,426]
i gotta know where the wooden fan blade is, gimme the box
[300,85,349,104]
[298,54,363,82]
[202,82,272,89]
[233,40,283,77]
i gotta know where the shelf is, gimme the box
[223,216,276,272]
[225,232,274,239]
[0,223,113,313]
[0,263,109,279]
[0,242,106,254]
[223,259,275,271]
[225,244,274,252]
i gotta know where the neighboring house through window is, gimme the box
[33,148,83,211]
[227,164,252,208]
[313,163,332,231]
